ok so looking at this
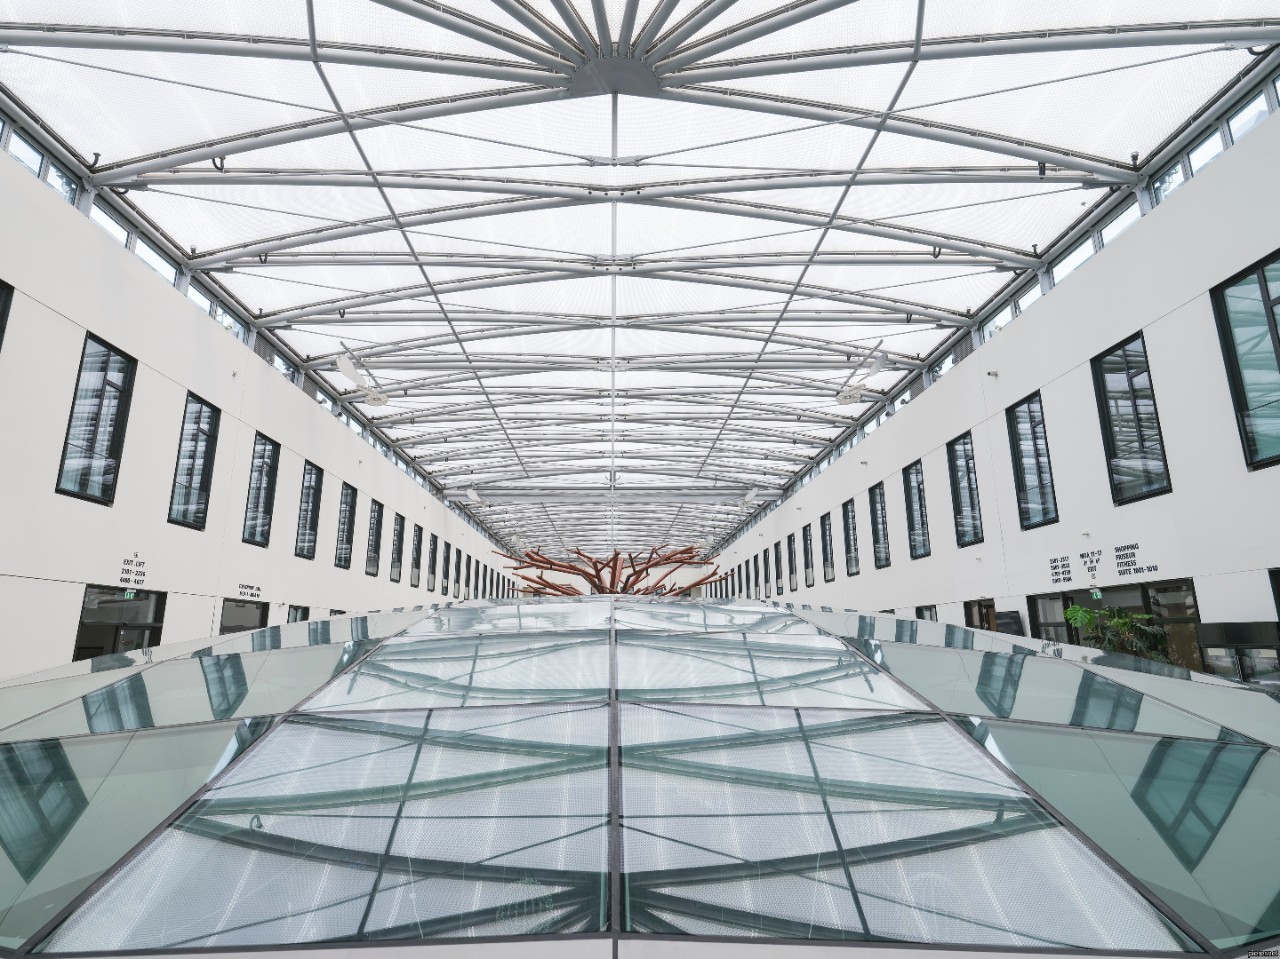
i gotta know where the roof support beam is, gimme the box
[660,86,1138,182]
[368,0,573,70]
[96,86,570,183]
[662,20,1280,82]
[444,487,782,503]
[487,0,587,65]
[657,0,863,72]
[643,0,740,62]
[0,24,568,85]
[282,309,929,327]
[616,0,642,54]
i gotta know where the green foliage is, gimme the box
[1063,605,1169,662]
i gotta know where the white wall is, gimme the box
[0,149,511,678]
[715,110,1280,633]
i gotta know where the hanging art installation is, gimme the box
[498,545,719,596]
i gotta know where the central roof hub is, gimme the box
[567,56,662,98]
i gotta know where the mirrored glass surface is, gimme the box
[391,601,613,638]
[620,703,1192,950]
[966,718,1280,949]
[40,704,610,950]
[868,644,1241,740]
[0,719,267,948]
[614,602,821,634]
[618,634,925,710]
[0,646,352,743]
[0,666,149,732]
[305,634,610,711]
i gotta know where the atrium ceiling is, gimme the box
[0,2,1277,554]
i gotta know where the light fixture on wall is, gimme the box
[835,340,885,405]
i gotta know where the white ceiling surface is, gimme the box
[0,2,1274,554]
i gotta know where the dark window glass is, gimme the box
[787,534,798,592]
[947,432,984,547]
[1007,392,1059,529]
[427,534,439,591]
[903,460,931,560]
[364,500,383,576]
[57,335,136,504]
[819,512,835,582]
[1070,671,1141,731]
[241,433,280,547]
[0,741,89,881]
[293,462,323,559]
[915,605,938,621]
[410,525,423,588]
[1215,254,1280,467]
[752,555,760,598]
[975,651,1027,717]
[1093,334,1171,502]
[334,483,356,569]
[389,513,405,582]
[801,525,815,588]
[869,482,891,569]
[772,541,783,593]
[0,281,12,353]
[168,393,219,530]
[286,605,309,623]
[464,555,473,599]
[840,498,860,576]
[454,552,463,598]
[762,548,772,598]
[442,542,452,596]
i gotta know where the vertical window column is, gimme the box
[334,483,356,569]
[787,534,798,592]
[801,525,815,588]
[57,335,136,504]
[819,512,835,582]
[389,513,405,583]
[1093,333,1172,501]
[1216,254,1280,467]
[841,498,860,576]
[773,541,784,594]
[427,534,439,591]
[870,482,891,569]
[241,433,280,547]
[1007,392,1059,529]
[293,462,323,559]
[947,432,984,547]
[903,460,931,559]
[411,525,423,588]
[168,393,219,530]
[365,500,383,576]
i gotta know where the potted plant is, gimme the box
[1063,605,1169,662]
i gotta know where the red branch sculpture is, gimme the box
[497,545,720,596]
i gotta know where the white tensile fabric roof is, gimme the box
[0,1,1276,553]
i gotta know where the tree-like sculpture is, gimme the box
[498,545,719,596]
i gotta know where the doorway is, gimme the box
[73,586,167,661]
[220,598,269,635]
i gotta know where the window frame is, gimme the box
[786,533,798,592]
[427,533,439,591]
[902,460,931,560]
[0,281,12,354]
[389,512,405,583]
[946,432,985,548]
[869,482,891,569]
[364,499,383,577]
[240,433,280,548]
[1091,332,1173,504]
[819,512,836,583]
[167,392,220,531]
[410,525,423,588]
[56,334,137,507]
[773,541,784,593]
[334,483,356,569]
[1210,250,1280,470]
[801,524,815,588]
[1006,391,1060,530]
[840,498,860,577]
[293,461,324,559]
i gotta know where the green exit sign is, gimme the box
[124,590,136,600]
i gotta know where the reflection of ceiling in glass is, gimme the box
[0,3,1276,550]
[0,600,1276,952]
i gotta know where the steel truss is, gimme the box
[2,6,1273,553]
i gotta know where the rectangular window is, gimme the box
[1093,333,1172,502]
[0,281,12,353]
[389,513,405,583]
[334,483,356,568]
[916,606,938,622]
[762,548,772,598]
[427,534,439,591]
[1227,91,1269,143]
[801,524,815,588]
[241,433,280,547]
[454,552,463,598]
[819,512,835,582]
[287,605,309,623]
[57,335,136,505]
[841,498,860,576]
[773,541,784,593]
[901,460,931,558]
[946,432,984,547]
[1214,251,1280,468]
[364,501,384,576]
[293,462,324,559]
[442,542,452,596]
[787,534,798,592]
[1007,392,1059,529]
[752,555,761,599]
[90,203,130,245]
[869,482,891,569]
[410,525,423,588]
[135,238,177,286]
[167,393,219,530]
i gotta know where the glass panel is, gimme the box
[801,524,814,587]
[0,720,266,949]
[0,646,351,742]
[1094,334,1171,501]
[980,305,1012,342]
[241,434,280,546]
[1187,131,1224,174]
[41,705,609,949]
[1099,201,1141,245]
[334,483,356,568]
[293,462,323,559]
[621,704,1190,949]
[305,633,610,711]
[819,512,835,582]
[840,500,859,576]
[43,163,77,204]
[1051,237,1093,284]
[947,432,984,546]
[869,483,890,568]
[134,239,177,285]
[7,130,42,174]
[1153,162,1186,204]
[168,394,219,529]
[57,337,134,503]
[365,501,383,576]
[88,204,129,245]
[902,461,930,559]
[968,719,1279,949]
[618,632,925,710]
[1220,271,1280,464]
[1227,92,1269,142]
